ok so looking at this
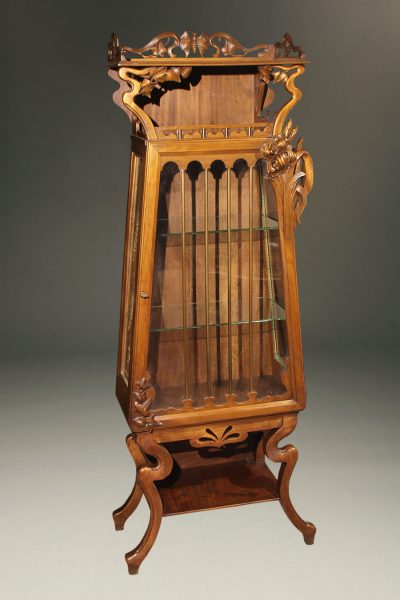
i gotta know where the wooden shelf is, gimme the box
[157,459,279,516]
[110,57,308,67]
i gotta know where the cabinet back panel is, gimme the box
[144,70,256,126]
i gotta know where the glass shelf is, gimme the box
[150,297,285,332]
[156,215,278,237]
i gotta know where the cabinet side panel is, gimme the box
[118,151,145,392]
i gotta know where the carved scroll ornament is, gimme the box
[261,120,313,239]
[131,373,160,430]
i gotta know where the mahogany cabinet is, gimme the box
[107,30,316,574]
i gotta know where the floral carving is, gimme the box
[261,120,298,176]
[261,120,313,239]
[131,373,160,430]
[190,425,248,449]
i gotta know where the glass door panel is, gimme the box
[149,158,289,411]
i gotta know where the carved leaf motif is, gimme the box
[131,372,160,430]
[283,120,298,142]
[179,31,192,57]
[190,425,248,449]
[197,33,211,57]
[289,146,313,231]
[156,40,168,57]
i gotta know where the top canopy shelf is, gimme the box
[107,31,308,67]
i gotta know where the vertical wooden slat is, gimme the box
[227,167,232,393]
[204,168,212,397]
[249,166,254,391]
[181,169,190,399]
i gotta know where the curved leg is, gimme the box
[125,433,173,574]
[113,434,146,531]
[265,415,316,545]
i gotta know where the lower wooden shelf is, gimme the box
[157,460,279,516]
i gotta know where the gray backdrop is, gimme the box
[3,0,400,359]
[3,2,400,599]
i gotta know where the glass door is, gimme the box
[148,157,289,411]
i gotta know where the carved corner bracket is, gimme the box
[130,373,161,431]
[120,65,193,99]
[257,64,305,136]
[261,120,314,239]
[116,65,193,138]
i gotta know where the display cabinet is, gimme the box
[107,30,316,574]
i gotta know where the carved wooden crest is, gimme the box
[108,31,277,61]
[108,31,305,62]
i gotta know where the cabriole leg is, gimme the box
[265,415,316,545]
[125,433,173,574]
[113,434,145,531]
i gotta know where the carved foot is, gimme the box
[124,434,173,574]
[113,435,146,531]
[265,415,316,545]
[303,526,316,545]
